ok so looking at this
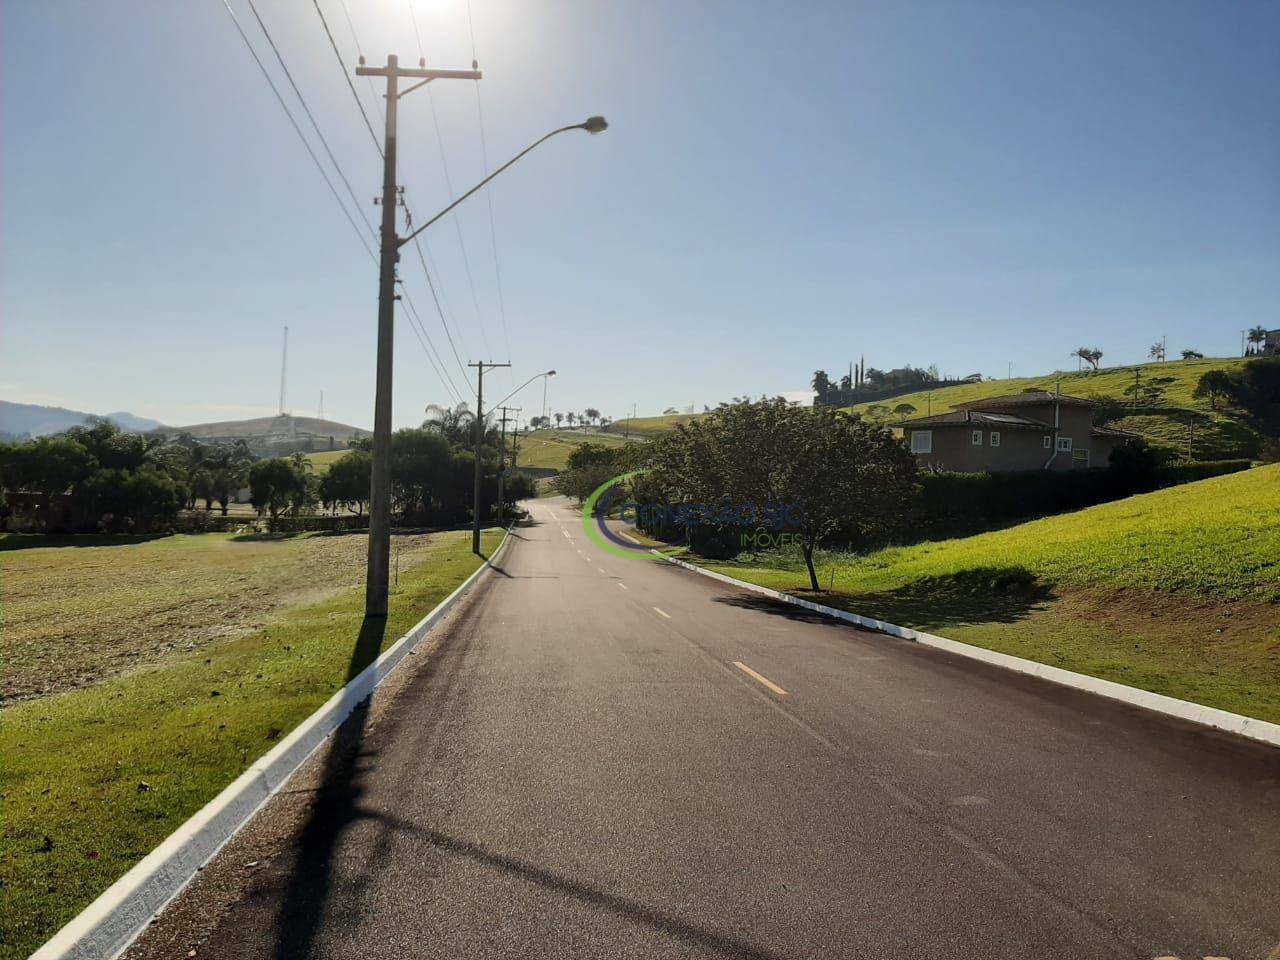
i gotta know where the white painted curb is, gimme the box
[659,554,1280,750]
[32,528,513,960]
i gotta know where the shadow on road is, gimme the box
[369,810,790,960]
[269,614,387,960]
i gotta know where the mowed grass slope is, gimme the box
[517,428,636,471]
[700,465,1280,722]
[1,530,438,701]
[0,529,502,960]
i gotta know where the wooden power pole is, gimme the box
[356,54,481,617]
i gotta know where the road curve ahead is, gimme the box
[131,496,1279,960]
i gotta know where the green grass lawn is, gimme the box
[303,449,349,473]
[517,428,637,471]
[694,465,1280,723]
[1,530,439,702]
[0,528,502,960]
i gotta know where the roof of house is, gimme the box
[952,391,1095,410]
[894,410,1051,431]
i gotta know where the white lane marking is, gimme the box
[597,567,606,574]
[616,583,628,590]
[562,530,571,539]
[950,795,989,806]
[653,607,672,619]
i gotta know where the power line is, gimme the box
[310,0,381,158]
[407,221,471,391]
[228,0,463,405]
[466,0,511,363]
[400,284,464,403]
[219,0,375,263]
[403,6,495,363]
[245,0,376,243]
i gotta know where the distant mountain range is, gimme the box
[0,400,164,439]
[1,401,369,456]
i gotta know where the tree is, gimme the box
[892,403,917,418]
[811,371,831,398]
[320,450,372,517]
[1247,325,1268,354]
[554,412,564,428]
[248,458,308,521]
[13,436,97,496]
[390,428,453,522]
[1124,374,1174,408]
[584,408,601,426]
[865,404,892,424]
[663,407,679,415]
[1181,349,1204,360]
[1193,369,1236,410]
[648,399,917,591]
[1148,342,1166,362]
[1072,347,1103,371]
[566,412,577,427]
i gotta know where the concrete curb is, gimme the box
[32,528,513,960]
[659,554,1280,750]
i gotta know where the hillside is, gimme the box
[159,414,368,456]
[699,464,1280,721]
[516,427,637,471]
[605,357,1264,459]
[0,400,162,439]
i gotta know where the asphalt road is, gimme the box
[136,496,1280,959]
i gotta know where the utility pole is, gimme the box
[279,325,289,416]
[1133,368,1141,412]
[469,361,510,554]
[497,405,520,517]
[356,54,482,617]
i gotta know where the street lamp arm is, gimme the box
[494,370,556,410]
[398,119,604,248]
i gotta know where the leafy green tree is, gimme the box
[1193,369,1237,410]
[1181,349,1204,360]
[584,408,601,426]
[320,450,372,517]
[649,399,918,590]
[892,403,917,418]
[1072,347,1103,371]
[391,428,454,522]
[248,458,307,521]
[811,370,831,398]
[17,436,98,496]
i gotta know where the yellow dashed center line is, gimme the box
[733,661,789,697]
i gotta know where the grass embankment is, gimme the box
[1,530,439,701]
[603,358,1263,458]
[0,529,502,960]
[517,428,636,471]
[696,465,1280,722]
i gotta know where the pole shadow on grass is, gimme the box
[713,566,1055,632]
[269,613,387,960]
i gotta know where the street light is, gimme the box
[483,370,556,550]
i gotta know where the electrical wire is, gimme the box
[465,0,512,364]
[245,0,376,244]
[310,0,381,158]
[219,0,375,263]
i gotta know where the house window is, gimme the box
[910,430,932,454]
[971,430,983,446]
[1042,435,1051,449]
[1056,436,1073,452]
[989,431,1001,447]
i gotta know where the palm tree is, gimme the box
[554,412,564,428]
[1247,325,1268,354]
[566,412,577,427]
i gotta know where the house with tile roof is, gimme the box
[894,390,1138,472]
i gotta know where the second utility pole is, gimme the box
[469,361,510,554]
[357,54,481,617]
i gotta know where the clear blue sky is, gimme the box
[2,0,1277,429]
